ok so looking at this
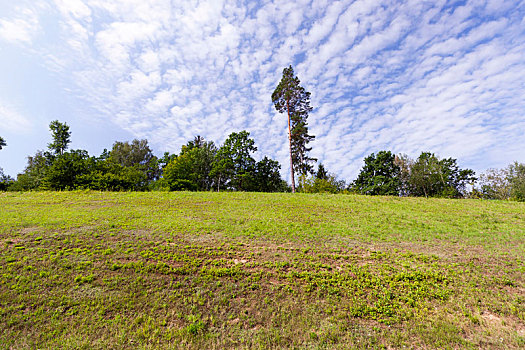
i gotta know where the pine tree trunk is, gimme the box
[286,99,296,193]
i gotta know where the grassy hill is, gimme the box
[1,191,524,349]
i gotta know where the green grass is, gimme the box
[1,191,524,349]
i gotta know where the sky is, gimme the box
[0,0,524,183]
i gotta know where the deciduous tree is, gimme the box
[508,161,525,201]
[253,157,285,192]
[109,139,159,182]
[352,151,400,195]
[300,163,345,193]
[42,150,91,190]
[0,167,14,191]
[211,131,257,191]
[409,152,475,198]
[48,120,71,156]
[477,168,511,200]
[11,151,53,190]
[163,139,217,191]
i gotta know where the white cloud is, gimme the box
[0,102,33,134]
[0,8,39,44]
[3,0,525,182]
[53,0,92,20]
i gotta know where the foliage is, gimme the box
[352,151,401,195]
[0,136,6,150]
[408,153,444,197]
[477,168,511,200]
[77,159,148,191]
[182,135,206,152]
[252,156,286,192]
[110,139,155,167]
[300,164,345,193]
[10,151,53,190]
[109,139,160,182]
[211,131,257,191]
[0,167,14,190]
[316,163,328,180]
[41,150,92,190]
[10,122,291,192]
[394,154,412,197]
[48,120,71,156]
[475,162,525,202]
[11,145,151,192]
[408,152,476,198]
[158,152,177,170]
[508,162,525,201]
[299,174,345,194]
[164,140,217,191]
[272,65,316,191]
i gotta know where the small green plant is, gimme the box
[74,274,94,284]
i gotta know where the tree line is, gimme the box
[1,66,523,200]
[0,123,288,193]
[1,121,523,201]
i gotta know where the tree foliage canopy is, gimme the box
[300,163,345,194]
[407,152,476,198]
[508,161,525,201]
[109,139,159,181]
[352,151,400,195]
[211,131,257,191]
[164,139,217,191]
[48,120,71,156]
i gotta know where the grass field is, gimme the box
[0,191,524,349]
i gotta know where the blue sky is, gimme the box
[1,0,524,183]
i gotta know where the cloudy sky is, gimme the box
[1,0,524,183]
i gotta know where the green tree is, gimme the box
[109,139,159,182]
[299,163,345,193]
[163,139,217,191]
[477,168,511,200]
[42,150,92,190]
[10,151,53,190]
[110,139,154,167]
[352,151,400,195]
[159,152,177,170]
[48,120,71,156]
[409,152,476,198]
[439,157,476,198]
[183,135,205,152]
[272,65,316,192]
[211,131,257,191]
[316,163,328,180]
[299,174,345,194]
[252,157,285,192]
[0,167,14,191]
[409,153,444,197]
[0,136,6,150]
[394,154,412,197]
[508,161,525,201]
[77,159,148,191]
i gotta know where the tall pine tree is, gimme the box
[272,66,315,192]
